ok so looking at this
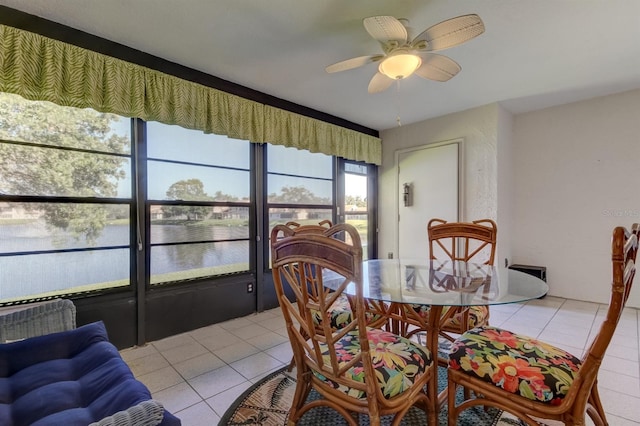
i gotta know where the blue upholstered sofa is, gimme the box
[0,300,180,426]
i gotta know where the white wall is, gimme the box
[496,105,514,275]
[378,104,500,259]
[512,89,640,307]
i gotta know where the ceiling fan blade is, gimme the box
[363,16,408,44]
[325,54,384,73]
[412,14,484,52]
[368,72,395,93]
[414,54,461,82]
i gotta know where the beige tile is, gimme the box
[257,316,287,331]
[503,323,543,340]
[526,296,564,309]
[188,323,226,341]
[172,352,226,380]
[159,341,209,365]
[152,332,198,352]
[544,321,591,340]
[219,317,254,331]
[601,413,640,426]
[137,366,184,393]
[188,365,247,400]
[230,352,284,380]
[603,342,639,362]
[549,311,596,328]
[539,329,589,350]
[230,323,271,340]
[246,310,281,323]
[249,365,287,384]
[490,303,525,315]
[274,326,291,338]
[119,343,158,362]
[126,351,170,377]
[206,381,254,416]
[265,341,294,362]
[152,381,202,414]
[174,401,220,426]
[516,304,558,321]
[214,341,260,364]
[198,331,242,352]
[486,311,513,327]
[600,357,639,378]
[561,299,600,313]
[609,332,640,350]
[597,369,640,398]
[599,388,640,423]
[118,297,638,426]
[612,321,639,338]
[244,330,289,350]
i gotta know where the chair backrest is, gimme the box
[427,218,497,265]
[270,223,373,396]
[580,223,638,374]
[284,220,332,234]
[273,221,335,304]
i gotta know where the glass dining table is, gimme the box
[324,258,549,412]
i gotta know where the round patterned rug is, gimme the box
[219,366,533,425]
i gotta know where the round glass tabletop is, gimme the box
[325,258,549,307]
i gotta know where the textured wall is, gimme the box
[512,89,640,307]
[378,104,500,259]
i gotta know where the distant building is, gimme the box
[0,203,42,220]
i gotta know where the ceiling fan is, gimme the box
[326,14,485,93]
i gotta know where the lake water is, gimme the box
[0,223,249,299]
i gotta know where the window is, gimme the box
[266,144,334,263]
[0,92,132,302]
[146,123,251,284]
[0,92,377,304]
[344,162,371,259]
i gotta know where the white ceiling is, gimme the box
[1,0,639,131]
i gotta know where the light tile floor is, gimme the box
[120,296,640,425]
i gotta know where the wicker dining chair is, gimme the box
[271,223,436,426]
[447,223,639,426]
[276,220,390,331]
[401,218,497,345]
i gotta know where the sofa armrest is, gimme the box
[89,400,165,426]
[0,299,76,342]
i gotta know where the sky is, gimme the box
[113,119,367,200]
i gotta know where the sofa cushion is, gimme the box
[0,321,178,426]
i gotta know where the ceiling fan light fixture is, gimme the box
[379,52,421,80]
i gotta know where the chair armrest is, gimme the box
[89,400,165,426]
[0,299,76,342]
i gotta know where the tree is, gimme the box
[163,179,212,220]
[212,191,239,202]
[0,92,130,244]
[345,195,367,209]
[268,186,331,204]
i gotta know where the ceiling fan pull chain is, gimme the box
[395,80,402,126]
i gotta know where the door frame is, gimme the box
[394,138,465,257]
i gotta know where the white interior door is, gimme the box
[396,141,460,259]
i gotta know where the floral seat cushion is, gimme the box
[448,326,582,405]
[406,305,488,328]
[311,294,385,330]
[311,293,354,329]
[445,305,488,328]
[313,328,432,399]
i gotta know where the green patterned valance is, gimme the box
[0,24,381,164]
[264,105,381,164]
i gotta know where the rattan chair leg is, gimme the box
[587,383,607,426]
